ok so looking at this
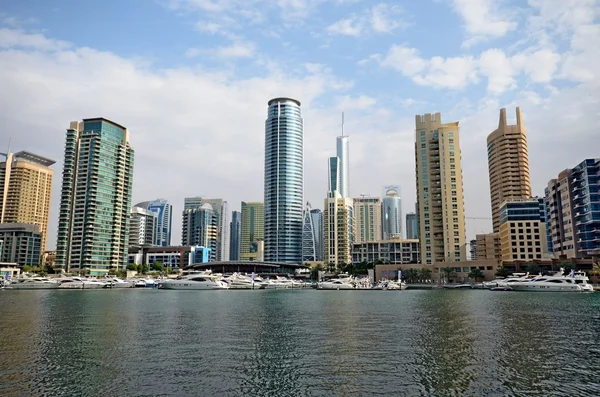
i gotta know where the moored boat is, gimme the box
[7,277,60,290]
[509,269,591,292]
[317,277,355,290]
[159,272,223,290]
[57,277,107,289]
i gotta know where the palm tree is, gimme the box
[468,268,484,282]
[495,267,511,278]
[418,268,432,283]
[402,268,418,283]
[589,263,600,284]
[440,267,457,284]
[526,263,541,275]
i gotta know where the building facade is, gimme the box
[498,198,549,262]
[545,159,600,258]
[405,212,418,240]
[183,197,229,261]
[382,185,402,240]
[487,107,531,232]
[135,199,172,246]
[336,135,350,198]
[415,113,467,264]
[56,118,134,275]
[264,97,303,263]
[181,204,219,262]
[352,238,420,265]
[0,151,54,252]
[310,208,324,261]
[323,193,354,266]
[0,223,42,266]
[354,197,382,243]
[302,202,317,262]
[229,210,241,261]
[469,239,477,260]
[475,233,501,260]
[129,206,158,248]
[240,201,264,261]
[128,245,210,269]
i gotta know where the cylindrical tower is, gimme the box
[336,136,350,198]
[264,97,303,263]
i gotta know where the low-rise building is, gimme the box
[475,233,501,260]
[128,246,211,269]
[375,260,501,282]
[352,239,420,265]
[0,223,42,267]
[499,198,549,262]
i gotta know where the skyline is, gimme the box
[0,0,598,250]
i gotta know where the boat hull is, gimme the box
[58,282,106,289]
[8,283,59,290]
[510,283,583,292]
[160,282,222,290]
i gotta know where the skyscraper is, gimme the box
[310,208,324,261]
[382,185,402,240]
[405,212,418,239]
[229,210,241,261]
[129,206,158,248]
[415,113,467,264]
[56,118,134,274]
[264,97,303,263]
[354,197,382,243]
[328,157,340,193]
[181,204,218,261]
[240,202,264,261]
[336,135,350,198]
[302,202,317,262]
[324,192,354,266]
[487,107,531,232]
[0,151,54,252]
[183,197,229,261]
[135,199,172,246]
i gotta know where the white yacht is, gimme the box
[7,277,60,289]
[220,273,266,289]
[573,270,595,292]
[104,277,133,288]
[159,273,223,290]
[373,279,407,290]
[57,277,107,289]
[510,270,583,292]
[263,276,304,289]
[317,278,355,290]
[493,273,537,289]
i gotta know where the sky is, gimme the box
[0,0,599,250]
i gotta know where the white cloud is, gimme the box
[479,48,516,94]
[451,0,518,47]
[215,41,256,58]
[327,18,363,36]
[326,3,410,36]
[336,95,377,110]
[0,28,70,51]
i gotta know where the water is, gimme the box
[1,289,599,396]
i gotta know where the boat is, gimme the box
[493,273,537,289]
[373,279,407,290]
[133,278,157,288]
[103,277,133,288]
[442,283,472,289]
[220,273,266,289]
[509,269,589,292]
[7,276,60,289]
[159,273,223,290]
[317,277,355,290]
[57,277,107,289]
[264,276,304,289]
[573,270,595,292]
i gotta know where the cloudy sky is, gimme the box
[0,0,599,249]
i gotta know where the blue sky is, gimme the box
[0,0,599,248]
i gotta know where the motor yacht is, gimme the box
[385,280,408,290]
[220,273,266,289]
[132,278,157,288]
[493,273,537,289]
[573,270,595,292]
[510,270,586,292]
[263,276,304,289]
[57,277,107,289]
[104,277,133,288]
[317,277,355,290]
[7,277,60,289]
[159,273,223,290]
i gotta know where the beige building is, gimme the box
[0,151,54,252]
[498,198,548,262]
[352,238,419,264]
[240,202,264,261]
[324,193,354,266]
[475,233,501,260]
[375,260,500,282]
[353,197,382,243]
[415,113,467,265]
[487,107,531,233]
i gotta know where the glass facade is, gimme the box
[302,202,316,262]
[264,98,303,263]
[310,208,324,261]
[382,185,402,240]
[229,210,241,261]
[336,136,350,198]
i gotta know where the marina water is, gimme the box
[1,289,599,396]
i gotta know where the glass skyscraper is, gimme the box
[302,202,316,262]
[336,136,350,198]
[135,199,172,246]
[310,208,324,261]
[264,97,303,263]
[229,210,241,261]
[56,118,134,275]
[382,185,402,240]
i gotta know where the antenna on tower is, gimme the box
[7,137,11,154]
[341,112,345,137]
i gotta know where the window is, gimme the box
[449,145,455,150]
[448,132,454,137]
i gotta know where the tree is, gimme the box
[441,267,457,283]
[495,267,511,278]
[108,268,118,276]
[526,263,541,275]
[589,263,600,284]
[151,261,164,272]
[310,264,324,281]
[468,268,484,282]
[402,268,418,283]
[126,264,138,271]
[418,268,432,283]
[138,264,149,274]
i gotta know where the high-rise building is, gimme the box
[545,159,600,258]
[336,135,350,198]
[264,97,303,263]
[183,197,229,261]
[181,204,218,261]
[354,197,382,243]
[324,192,354,267]
[240,201,264,261]
[0,151,54,252]
[498,198,549,262]
[0,223,42,266]
[56,118,134,275]
[487,107,531,232]
[469,239,477,260]
[310,208,324,261]
[135,199,172,246]
[129,206,158,248]
[415,113,467,264]
[229,210,241,261]
[302,202,317,262]
[382,185,402,240]
[405,212,418,239]
[475,233,501,260]
[328,157,341,193]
